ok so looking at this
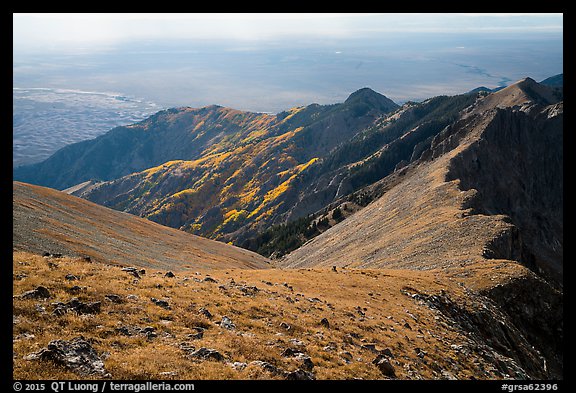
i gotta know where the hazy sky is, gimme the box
[13,13,563,111]
[13,13,563,53]
[13,13,564,165]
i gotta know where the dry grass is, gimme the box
[13,181,271,271]
[13,251,529,380]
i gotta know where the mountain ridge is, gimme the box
[276,77,562,291]
[13,181,271,270]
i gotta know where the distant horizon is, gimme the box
[13,13,562,165]
[14,13,563,111]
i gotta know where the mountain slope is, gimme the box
[279,78,562,284]
[13,181,271,270]
[33,89,398,242]
[14,249,559,380]
[65,91,479,245]
[12,106,278,190]
[13,89,399,191]
[275,78,563,377]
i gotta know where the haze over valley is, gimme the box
[13,13,562,165]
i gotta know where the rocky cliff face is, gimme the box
[445,103,563,285]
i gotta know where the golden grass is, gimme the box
[13,251,529,380]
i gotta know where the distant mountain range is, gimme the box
[467,74,563,94]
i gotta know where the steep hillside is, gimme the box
[13,106,278,190]
[64,91,480,245]
[49,89,399,242]
[13,89,398,191]
[13,181,270,270]
[279,78,562,285]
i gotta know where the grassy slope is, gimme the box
[13,251,529,380]
[13,182,270,270]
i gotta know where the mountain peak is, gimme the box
[501,77,559,106]
[468,76,560,116]
[345,87,385,102]
[344,87,399,112]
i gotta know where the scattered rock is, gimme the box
[373,354,397,377]
[415,347,426,359]
[151,298,171,310]
[289,339,305,347]
[361,343,379,353]
[319,318,330,328]
[67,285,84,294]
[165,271,175,278]
[121,267,141,279]
[203,277,217,283]
[105,294,123,304]
[339,351,353,363]
[219,316,236,330]
[285,369,315,380]
[17,286,51,300]
[51,298,101,316]
[179,342,196,355]
[279,322,291,331]
[188,347,224,362]
[198,307,213,319]
[25,336,110,377]
[281,347,301,357]
[332,266,337,272]
[115,325,157,340]
[238,285,259,296]
[230,361,247,370]
[65,274,79,281]
[159,371,178,378]
[295,353,314,371]
[187,327,205,340]
[249,360,283,376]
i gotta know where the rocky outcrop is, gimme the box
[25,336,110,377]
[404,282,559,379]
[446,103,563,285]
[483,274,563,379]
